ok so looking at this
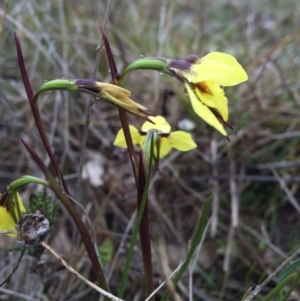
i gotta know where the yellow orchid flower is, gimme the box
[77,80,151,118]
[0,192,25,237]
[114,115,197,158]
[35,79,152,119]
[169,52,248,136]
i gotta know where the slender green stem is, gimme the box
[137,152,154,299]
[118,139,154,298]
[9,176,51,191]
[118,58,171,86]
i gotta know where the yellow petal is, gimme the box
[155,137,172,158]
[14,192,25,219]
[113,125,142,148]
[98,83,131,98]
[142,116,171,133]
[0,192,25,237]
[190,52,248,86]
[100,89,150,118]
[195,80,228,121]
[169,131,197,151]
[185,84,227,136]
[93,82,150,118]
[0,206,16,232]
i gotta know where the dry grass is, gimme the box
[1,0,300,300]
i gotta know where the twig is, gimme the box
[0,287,40,301]
[0,246,25,287]
[240,222,286,258]
[145,215,211,301]
[257,160,300,169]
[229,150,239,228]
[66,192,100,263]
[107,210,137,281]
[144,262,182,301]
[41,241,124,301]
[58,0,70,160]
[271,168,300,213]
[75,0,114,203]
[211,139,219,237]
[243,247,300,301]
[191,174,300,183]
[154,236,182,301]
[223,223,235,274]
[0,230,17,235]
[189,218,211,301]
[220,222,235,299]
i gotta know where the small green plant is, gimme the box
[27,191,60,230]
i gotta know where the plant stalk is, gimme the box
[21,140,110,298]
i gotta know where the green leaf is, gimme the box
[142,129,159,170]
[98,240,113,269]
[278,259,300,283]
[260,272,299,301]
[281,270,300,301]
[118,134,155,298]
[160,199,210,301]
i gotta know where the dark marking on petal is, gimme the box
[169,69,186,83]
[210,108,233,130]
[185,55,199,64]
[75,79,101,93]
[169,59,191,71]
[159,133,170,138]
[195,82,213,95]
[139,130,147,136]
[225,120,233,130]
[0,190,8,207]
[137,108,154,117]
